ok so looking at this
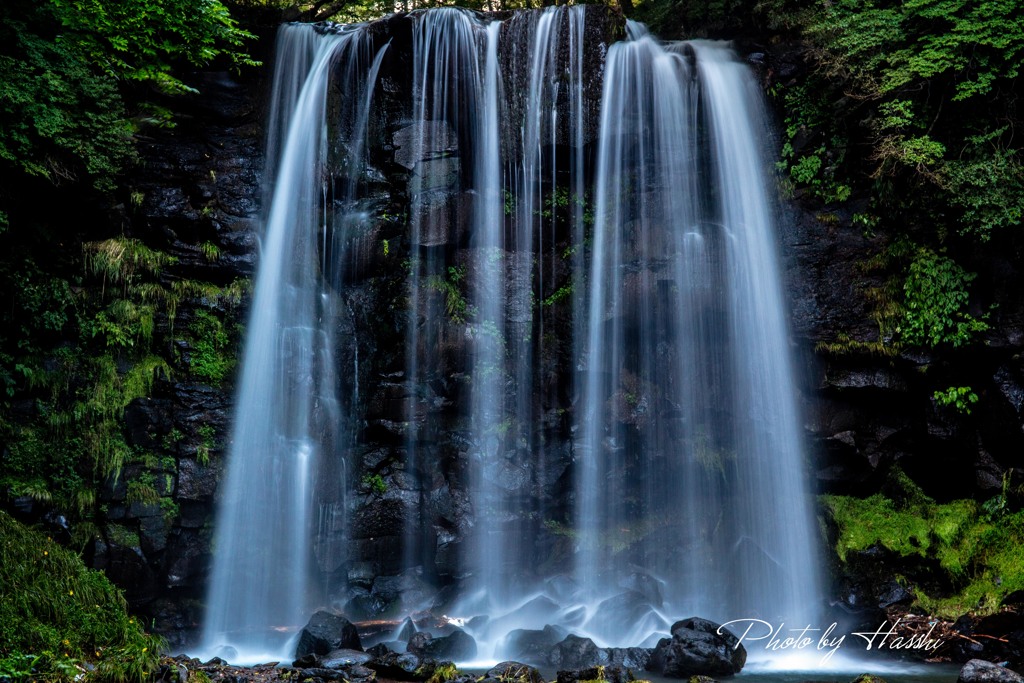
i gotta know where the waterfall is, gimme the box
[403,5,485,588]
[576,32,820,644]
[467,18,509,608]
[197,8,821,666]
[199,24,386,664]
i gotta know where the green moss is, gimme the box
[196,423,217,465]
[824,494,930,559]
[823,474,1024,617]
[187,309,236,384]
[106,524,140,548]
[362,473,387,495]
[426,662,459,683]
[426,266,469,323]
[0,510,161,681]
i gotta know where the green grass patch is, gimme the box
[0,510,161,681]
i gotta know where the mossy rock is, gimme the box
[851,675,888,683]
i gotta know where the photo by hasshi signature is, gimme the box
[719,618,945,664]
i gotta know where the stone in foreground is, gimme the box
[295,610,362,658]
[646,617,746,677]
[958,659,1024,683]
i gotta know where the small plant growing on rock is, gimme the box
[932,385,979,414]
[362,473,387,495]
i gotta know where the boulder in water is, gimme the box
[504,625,569,665]
[486,661,545,683]
[958,660,1024,683]
[366,642,395,657]
[646,617,746,677]
[407,629,477,662]
[549,634,607,669]
[556,665,631,683]
[367,651,423,680]
[605,646,652,670]
[322,649,375,669]
[296,610,362,658]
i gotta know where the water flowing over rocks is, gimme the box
[64,0,1024,673]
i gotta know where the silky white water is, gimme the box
[197,12,824,668]
[574,31,821,644]
[197,24,386,664]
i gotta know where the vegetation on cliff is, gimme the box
[0,0,254,670]
[0,509,161,681]
[771,0,1022,354]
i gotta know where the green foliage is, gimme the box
[362,473,387,495]
[823,473,1024,617]
[426,265,469,323]
[542,281,574,308]
[0,0,255,202]
[49,0,257,97]
[785,0,1024,240]
[940,130,1024,241]
[900,248,987,348]
[809,0,1024,103]
[933,385,979,414]
[196,424,217,466]
[187,309,236,383]
[0,232,238,552]
[0,1,136,191]
[198,241,221,262]
[426,662,459,683]
[0,510,162,681]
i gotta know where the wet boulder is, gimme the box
[407,629,477,662]
[367,651,423,679]
[503,625,568,664]
[549,634,606,669]
[486,661,545,683]
[296,610,362,658]
[322,649,375,669]
[958,659,1024,683]
[605,647,652,670]
[647,617,746,677]
[556,666,632,683]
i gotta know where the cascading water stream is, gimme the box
[467,18,509,610]
[198,24,386,664]
[403,6,485,583]
[199,9,823,668]
[576,31,820,645]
